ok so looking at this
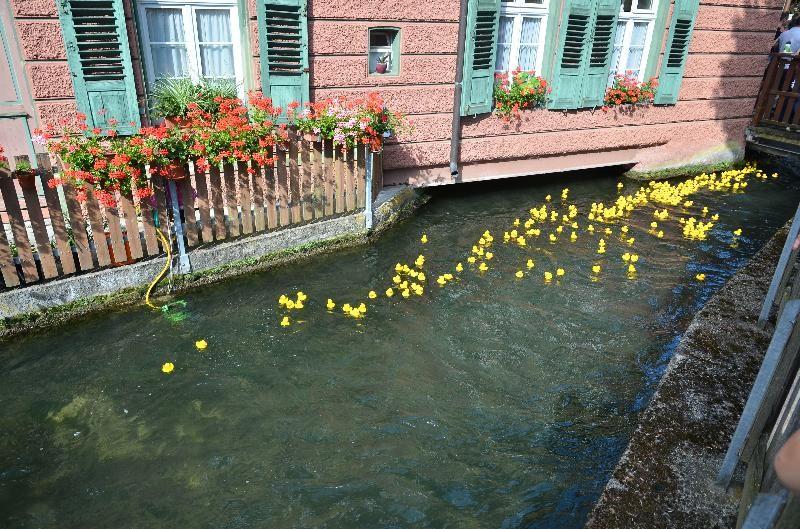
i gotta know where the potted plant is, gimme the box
[375,54,390,74]
[13,158,36,190]
[492,68,549,120]
[151,78,239,126]
[602,74,658,112]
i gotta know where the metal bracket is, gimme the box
[167,179,192,274]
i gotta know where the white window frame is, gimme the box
[609,0,658,84]
[137,0,245,95]
[496,0,550,76]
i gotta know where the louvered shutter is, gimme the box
[654,0,699,104]
[57,0,140,134]
[257,0,310,113]
[460,0,501,116]
[549,0,593,109]
[580,0,620,107]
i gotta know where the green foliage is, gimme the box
[493,69,549,119]
[14,159,33,173]
[150,78,239,120]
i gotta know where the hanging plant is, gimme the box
[493,68,549,120]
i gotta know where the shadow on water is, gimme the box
[1,163,800,529]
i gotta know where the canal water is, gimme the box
[2,164,799,529]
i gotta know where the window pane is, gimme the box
[629,21,648,47]
[369,31,391,47]
[637,0,653,10]
[518,17,541,71]
[151,45,189,77]
[608,20,626,85]
[199,45,235,78]
[196,10,232,43]
[495,16,514,71]
[146,8,185,42]
[621,0,633,12]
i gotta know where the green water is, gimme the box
[2,165,799,529]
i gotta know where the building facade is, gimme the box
[0,0,782,185]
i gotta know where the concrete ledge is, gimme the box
[584,224,786,529]
[0,185,423,339]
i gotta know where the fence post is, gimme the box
[167,179,191,274]
[365,150,374,231]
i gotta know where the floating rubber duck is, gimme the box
[555,225,564,233]
[617,182,624,189]
[162,362,175,373]
[592,264,601,274]
[467,256,477,264]
[527,259,535,269]
[195,339,208,350]
[280,316,290,327]
[278,294,289,306]
[349,308,361,318]
[597,247,606,254]
[628,264,636,273]
[342,303,352,313]
[604,228,612,236]
[517,237,527,247]
[657,230,664,238]
[402,289,411,298]
[650,221,658,229]
[456,262,464,272]
[479,262,489,272]
[561,188,569,199]
[295,300,304,309]
[513,218,520,227]
[503,232,510,242]
[695,273,706,281]
[421,234,428,244]
[630,254,639,263]
[515,270,524,279]
[418,273,426,282]
[444,273,453,280]
[549,233,557,242]
[415,255,425,268]
[545,194,552,201]
[622,252,631,262]
[587,224,595,233]
[395,263,403,272]
[286,299,296,309]
[437,276,446,286]
[358,303,367,314]
[326,298,336,310]
[570,231,578,242]
[733,228,742,236]
[556,268,565,277]
[627,237,635,245]
[297,291,307,302]
[385,288,394,297]
[621,225,629,234]
[368,291,377,299]
[485,252,494,260]
[544,271,553,282]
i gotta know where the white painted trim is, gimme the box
[496,4,549,76]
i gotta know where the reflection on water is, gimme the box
[1,165,799,529]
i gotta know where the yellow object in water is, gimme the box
[195,340,208,350]
[358,303,367,313]
[544,271,553,282]
[278,294,288,306]
[695,273,706,281]
[733,228,742,236]
[385,288,394,297]
[526,259,535,269]
[342,303,352,312]
[479,262,489,272]
[280,316,290,327]
[326,298,336,310]
[587,224,595,233]
[444,273,453,280]
[297,291,307,301]
[393,275,401,284]
[597,247,606,254]
[545,194,552,201]
[621,225,629,234]
[418,273,426,282]
[556,225,564,233]
[513,218,521,226]
[628,264,636,273]
[617,182,624,189]
[294,301,304,309]
[409,269,418,278]
[630,254,639,263]
[286,299,295,309]
[162,362,175,373]
[549,233,557,242]
[421,234,428,243]
[415,255,425,268]
[368,290,377,299]
[556,268,565,277]
[485,252,494,260]
[456,263,464,272]
[467,256,477,263]
[570,231,577,241]
[350,308,361,318]
[437,276,446,286]
[517,236,527,246]
[402,289,411,298]
[592,264,601,274]
[650,222,658,229]
[627,237,635,245]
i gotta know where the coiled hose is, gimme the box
[144,227,172,310]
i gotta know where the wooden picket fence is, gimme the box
[0,137,381,290]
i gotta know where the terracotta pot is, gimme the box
[15,171,37,190]
[375,63,388,74]
[163,162,187,181]
[164,116,185,129]
[303,133,321,142]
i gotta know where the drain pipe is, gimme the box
[450,0,469,181]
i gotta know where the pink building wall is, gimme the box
[2,0,783,185]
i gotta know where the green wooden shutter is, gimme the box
[654,0,699,104]
[460,0,501,116]
[257,0,310,113]
[580,0,620,107]
[549,0,593,109]
[57,0,140,135]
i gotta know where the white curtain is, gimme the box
[625,22,649,78]
[608,20,627,86]
[196,9,235,79]
[146,8,188,78]
[517,17,541,72]
[496,16,514,72]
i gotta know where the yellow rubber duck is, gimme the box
[402,289,411,298]
[627,237,635,245]
[418,273,426,282]
[650,221,658,229]
[395,263,403,272]
[195,339,208,350]
[628,264,636,273]
[278,294,288,306]
[513,218,521,226]
[711,214,719,221]
[368,291,377,299]
[630,254,639,263]
[556,225,564,233]
[695,273,706,281]
[570,231,577,242]
[597,247,606,254]
[592,264,601,274]
[587,224,595,233]
[280,316,290,327]
[350,308,361,318]
[342,303,352,313]
[485,252,494,260]
[421,234,428,244]
[556,268,565,277]
[297,291,307,302]
[326,298,336,310]
[526,259,535,269]
[286,299,296,309]
[386,288,394,297]
[456,262,464,272]
[604,228,612,236]
[415,255,425,268]
[733,228,742,236]
[515,270,524,279]
[617,182,624,189]
[437,276,446,286]
[479,262,489,272]
[295,300,304,309]
[657,230,664,238]
[467,256,477,264]
[545,194,552,201]
[444,273,453,280]
[392,275,401,284]
[517,237,527,247]
[510,229,518,238]
[358,303,367,314]
[162,362,175,373]
[621,225,629,234]
[544,271,553,282]
[549,233,557,242]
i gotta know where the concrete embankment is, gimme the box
[585,224,787,529]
